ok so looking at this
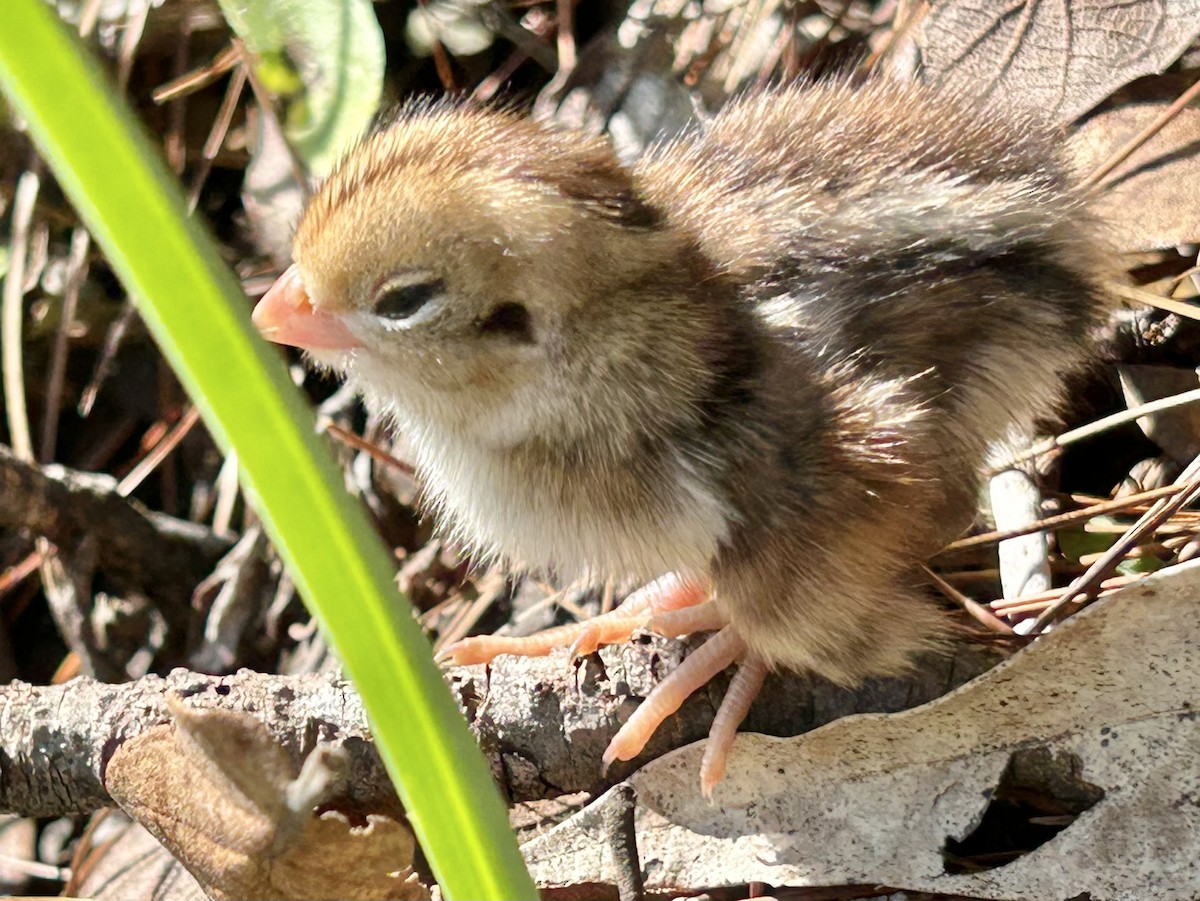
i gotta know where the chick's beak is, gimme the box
[252,264,363,350]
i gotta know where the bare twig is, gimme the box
[603,783,644,901]
[2,168,40,462]
[187,63,248,212]
[941,482,1185,553]
[861,0,928,73]
[555,0,577,76]
[39,226,91,463]
[78,299,136,417]
[922,565,1014,634]
[1082,75,1200,192]
[152,44,240,104]
[987,574,1143,618]
[323,422,416,476]
[1109,282,1200,322]
[116,406,202,497]
[1010,384,1200,464]
[0,443,230,611]
[235,38,311,199]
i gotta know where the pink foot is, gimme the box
[437,573,707,665]
[439,572,764,792]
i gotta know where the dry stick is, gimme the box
[116,406,202,497]
[114,0,150,93]
[152,44,240,104]
[1011,384,1200,464]
[235,38,311,200]
[431,578,507,653]
[163,23,194,175]
[39,227,91,463]
[74,15,153,421]
[2,403,208,605]
[1031,453,1200,632]
[412,0,458,90]
[603,782,644,901]
[483,4,558,72]
[921,565,1014,634]
[1081,75,1200,192]
[0,547,45,600]
[211,450,242,538]
[78,300,136,417]
[942,482,1184,553]
[76,0,103,38]
[990,574,1143,613]
[187,63,248,212]
[1109,282,1200,322]
[37,0,110,463]
[754,18,796,89]
[64,808,121,899]
[1165,263,1200,294]
[472,47,533,104]
[992,583,1136,619]
[323,422,416,476]
[2,169,40,462]
[555,0,577,76]
[860,0,928,73]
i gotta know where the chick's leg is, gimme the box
[440,573,763,794]
[438,573,710,665]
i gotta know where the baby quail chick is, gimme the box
[254,80,1112,794]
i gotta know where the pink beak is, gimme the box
[252,264,363,350]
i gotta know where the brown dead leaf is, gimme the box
[1117,364,1200,464]
[918,0,1200,125]
[1069,73,1200,251]
[70,813,207,901]
[104,696,425,900]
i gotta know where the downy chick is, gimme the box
[253,80,1112,794]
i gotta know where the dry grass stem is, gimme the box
[922,564,1014,634]
[2,168,40,462]
[1082,75,1200,191]
[1013,382,1200,463]
[1032,453,1200,631]
[323,422,416,476]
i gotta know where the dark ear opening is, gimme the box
[479,303,535,343]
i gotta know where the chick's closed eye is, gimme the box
[373,275,445,321]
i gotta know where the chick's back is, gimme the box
[628,82,1113,677]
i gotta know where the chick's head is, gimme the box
[254,103,682,447]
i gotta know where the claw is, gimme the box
[701,657,767,799]
[602,625,746,770]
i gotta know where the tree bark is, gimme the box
[0,639,1001,818]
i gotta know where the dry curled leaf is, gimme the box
[1069,73,1200,251]
[1118,364,1200,465]
[524,559,1200,899]
[105,697,425,900]
[918,0,1200,125]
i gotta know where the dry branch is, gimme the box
[0,442,231,610]
[0,640,1001,818]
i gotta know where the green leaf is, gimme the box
[1058,525,1119,563]
[219,0,385,174]
[1116,554,1165,576]
[0,4,535,899]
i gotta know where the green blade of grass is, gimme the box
[0,5,536,898]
